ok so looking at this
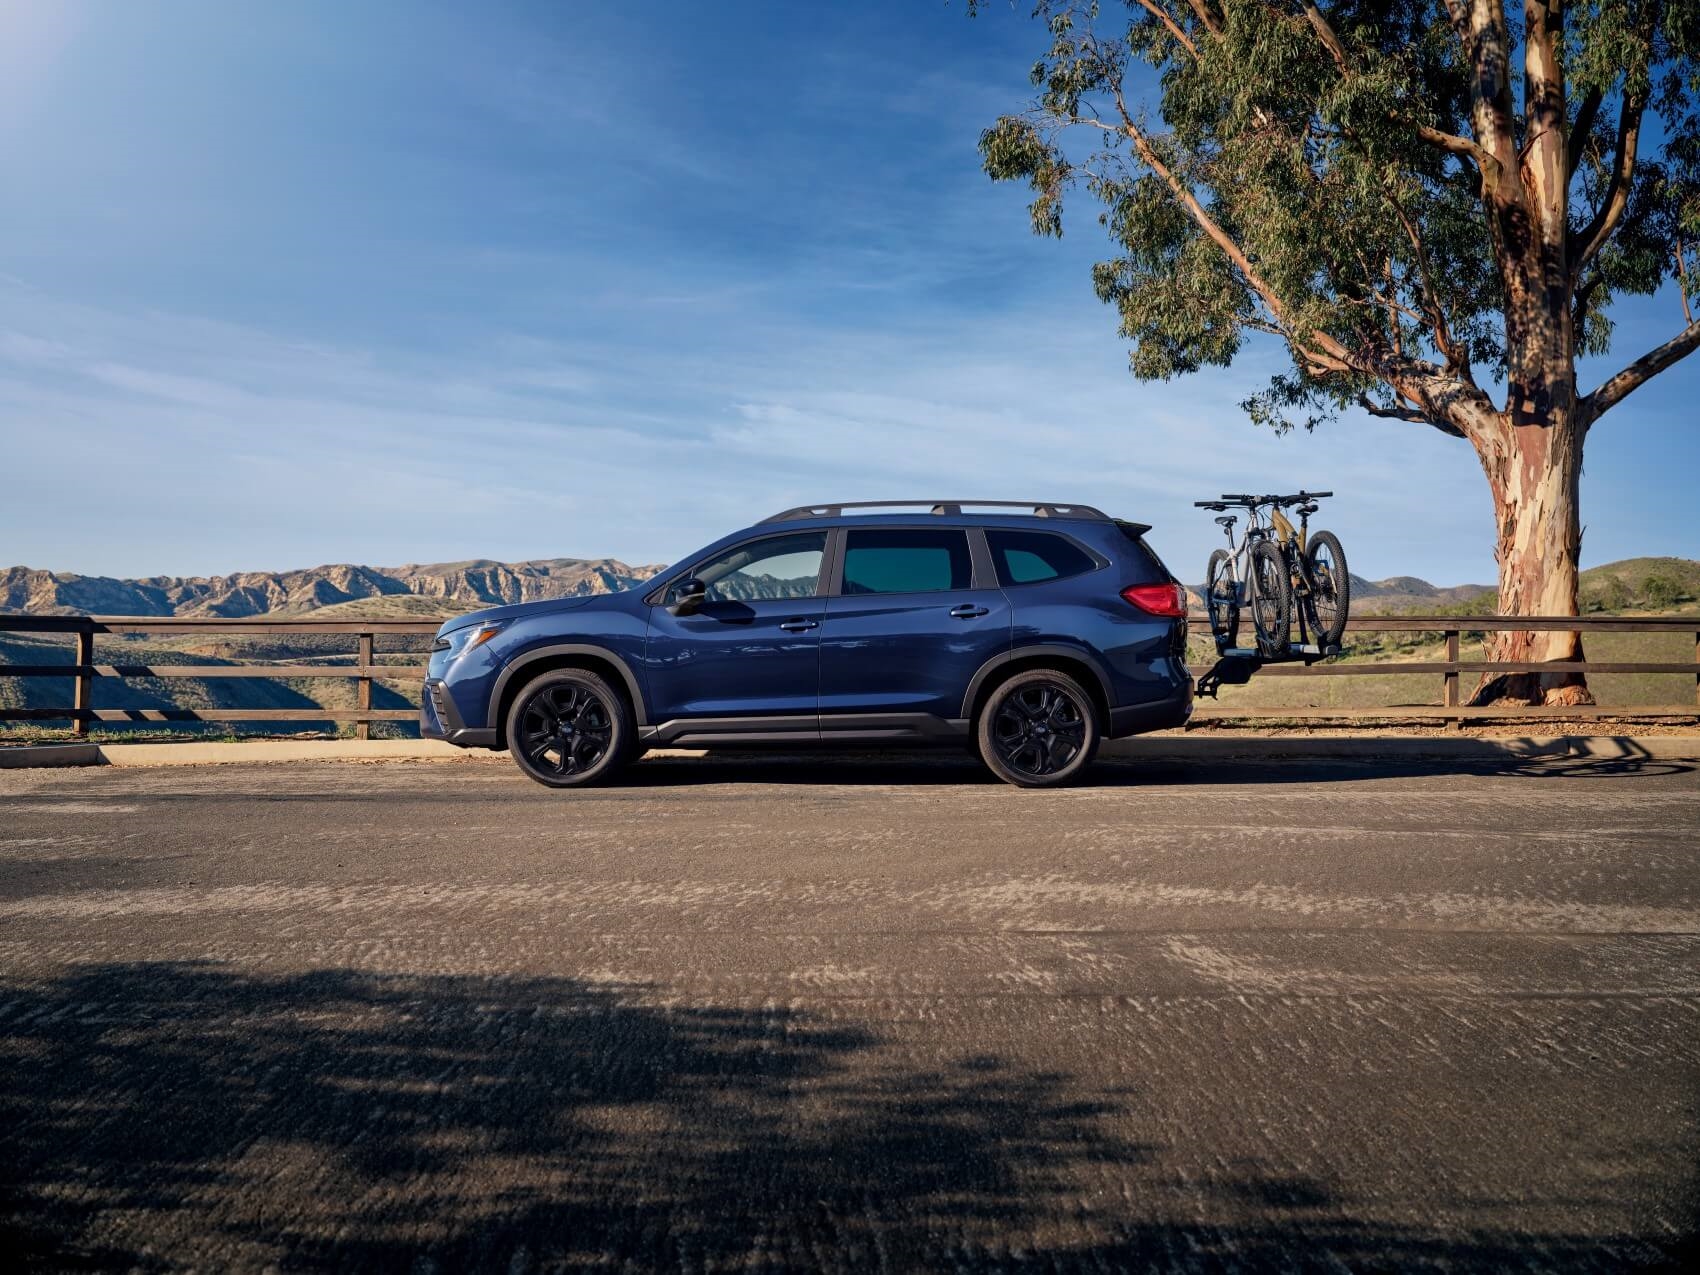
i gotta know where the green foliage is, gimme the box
[1586,575,1633,612]
[979,0,1700,434]
[1642,572,1688,607]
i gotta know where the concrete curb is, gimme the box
[0,742,101,768]
[2,734,1697,768]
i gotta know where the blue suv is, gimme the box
[423,501,1191,787]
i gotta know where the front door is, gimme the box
[819,526,1010,725]
[644,530,828,730]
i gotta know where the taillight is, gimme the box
[1121,582,1187,617]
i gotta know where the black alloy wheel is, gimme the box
[978,670,1100,788]
[507,669,632,788]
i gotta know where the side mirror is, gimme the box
[669,579,707,616]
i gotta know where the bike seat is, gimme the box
[1297,502,1319,516]
[1214,515,1237,529]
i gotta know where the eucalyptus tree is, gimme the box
[977,0,1699,704]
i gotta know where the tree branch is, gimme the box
[1385,190,1469,374]
[1410,121,1494,171]
[1583,320,1700,423]
[1132,0,1198,58]
[1572,271,1605,333]
[1181,0,1221,37]
[1571,93,1646,273]
[1465,0,1522,188]
[1675,242,1694,326]
[1101,96,1327,347]
[1301,4,1349,71]
[1565,84,1602,181]
[1356,393,1469,438]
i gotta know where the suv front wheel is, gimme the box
[977,669,1101,788]
[506,669,634,788]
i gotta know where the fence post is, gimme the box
[1694,630,1699,710]
[1443,629,1460,715]
[356,632,373,741]
[72,623,94,738]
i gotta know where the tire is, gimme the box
[1248,540,1292,658]
[1304,530,1350,648]
[505,669,634,788]
[1205,548,1240,649]
[976,669,1101,788]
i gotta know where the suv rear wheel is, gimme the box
[506,669,634,788]
[977,669,1101,788]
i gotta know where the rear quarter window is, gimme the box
[986,530,1100,587]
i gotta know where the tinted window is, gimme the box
[987,530,1099,586]
[676,532,826,603]
[842,529,973,595]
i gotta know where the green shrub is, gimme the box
[1643,574,1687,609]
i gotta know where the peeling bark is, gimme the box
[1468,411,1593,707]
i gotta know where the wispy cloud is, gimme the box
[0,0,1690,584]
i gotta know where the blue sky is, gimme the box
[1,0,1695,584]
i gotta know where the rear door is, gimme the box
[819,526,1010,726]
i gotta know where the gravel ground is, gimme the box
[2,750,1697,1271]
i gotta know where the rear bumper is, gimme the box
[421,678,498,749]
[1107,685,1192,739]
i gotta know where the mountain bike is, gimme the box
[1194,491,1350,656]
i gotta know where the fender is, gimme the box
[490,642,650,728]
[959,643,1116,720]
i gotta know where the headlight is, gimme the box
[433,622,506,659]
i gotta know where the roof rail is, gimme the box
[760,500,1113,523]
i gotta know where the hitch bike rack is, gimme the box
[1194,641,1342,700]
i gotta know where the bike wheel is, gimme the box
[1249,540,1291,658]
[1304,530,1350,648]
[1205,549,1240,649]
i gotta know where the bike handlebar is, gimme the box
[1202,490,1333,509]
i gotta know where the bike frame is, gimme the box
[1202,492,1337,650]
[1205,500,1275,645]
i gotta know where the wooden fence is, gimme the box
[0,611,1697,736]
[0,615,439,739]
[1186,612,1700,721]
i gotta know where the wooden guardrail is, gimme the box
[1186,612,1700,721]
[0,611,1697,735]
[0,615,441,740]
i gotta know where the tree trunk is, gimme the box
[1468,411,1593,707]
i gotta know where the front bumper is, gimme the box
[421,678,498,749]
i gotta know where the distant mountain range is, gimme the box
[0,558,665,618]
[3,555,1693,619]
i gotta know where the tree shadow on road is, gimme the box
[1,963,1689,1271]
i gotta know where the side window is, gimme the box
[986,530,1099,587]
[673,531,826,603]
[841,529,973,595]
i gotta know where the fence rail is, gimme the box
[0,615,441,739]
[1,611,1697,735]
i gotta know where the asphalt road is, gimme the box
[2,748,1698,1272]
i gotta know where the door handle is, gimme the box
[778,618,819,632]
[948,604,990,619]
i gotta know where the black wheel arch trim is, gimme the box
[960,645,1115,722]
[490,644,649,729]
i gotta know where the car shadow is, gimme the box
[1,962,1688,1271]
[613,737,1694,788]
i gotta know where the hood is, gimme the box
[437,593,600,636]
